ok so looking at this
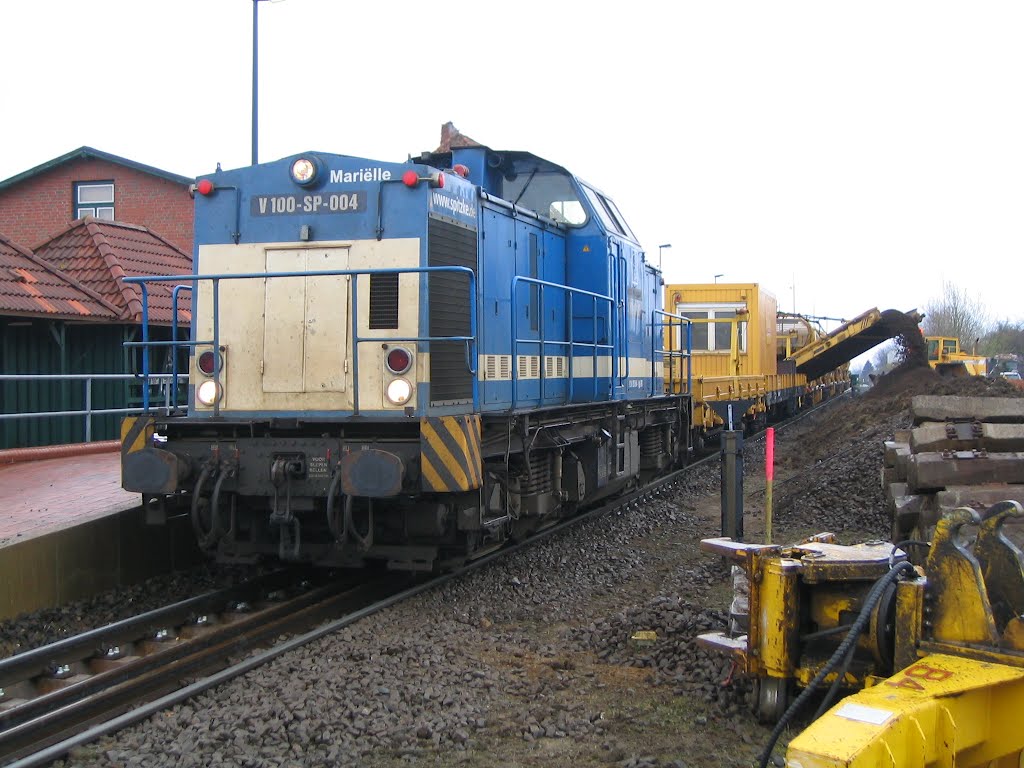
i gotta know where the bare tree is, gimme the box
[922,281,988,351]
[983,320,1024,357]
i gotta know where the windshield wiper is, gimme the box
[513,166,539,206]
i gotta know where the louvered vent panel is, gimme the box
[368,273,399,329]
[500,356,511,379]
[428,218,477,404]
[485,356,497,380]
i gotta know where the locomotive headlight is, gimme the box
[385,378,413,405]
[196,380,222,407]
[290,157,318,186]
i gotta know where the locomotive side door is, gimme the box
[610,238,627,393]
[262,247,350,398]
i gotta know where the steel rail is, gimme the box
[0,572,401,766]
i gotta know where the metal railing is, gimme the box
[509,278,694,407]
[0,373,189,442]
[652,310,692,397]
[510,276,616,409]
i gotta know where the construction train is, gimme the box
[120,137,910,572]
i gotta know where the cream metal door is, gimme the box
[262,248,350,395]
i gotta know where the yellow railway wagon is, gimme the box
[665,283,808,434]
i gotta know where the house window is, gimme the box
[675,303,748,353]
[74,182,115,220]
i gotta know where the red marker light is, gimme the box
[453,164,469,178]
[386,347,412,374]
[431,173,445,189]
[402,170,420,188]
[196,179,215,196]
[197,350,218,375]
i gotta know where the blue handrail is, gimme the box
[510,276,614,409]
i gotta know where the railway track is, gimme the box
[2,393,847,767]
[0,570,410,767]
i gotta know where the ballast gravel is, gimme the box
[19,364,1016,767]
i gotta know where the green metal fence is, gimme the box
[0,374,188,449]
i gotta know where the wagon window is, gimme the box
[675,303,747,353]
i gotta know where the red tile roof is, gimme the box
[0,233,120,320]
[33,219,192,325]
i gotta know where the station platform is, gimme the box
[0,444,200,621]
[0,449,137,543]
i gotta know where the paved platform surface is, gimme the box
[0,451,140,545]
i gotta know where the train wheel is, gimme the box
[753,677,789,723]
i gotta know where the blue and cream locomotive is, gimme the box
[122,141,691,570]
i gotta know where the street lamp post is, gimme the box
[714,274,724,283]
[658,243,672,271]
[252,0,271,166]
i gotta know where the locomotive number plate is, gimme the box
[251,192,366,216]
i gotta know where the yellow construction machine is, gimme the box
[925,336,987,377]
[699,501,1024,767]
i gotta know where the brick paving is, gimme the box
[0,452,139,544]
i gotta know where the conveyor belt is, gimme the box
[789,308,923,381]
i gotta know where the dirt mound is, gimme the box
[870,359,1024,402]
[770,360,1024,537]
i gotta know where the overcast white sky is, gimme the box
[3,1,1022,334]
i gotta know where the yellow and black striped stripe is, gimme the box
[420,415,482,492]
[120,415,154,456]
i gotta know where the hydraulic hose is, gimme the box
[325,470,346,542]
[190,466,214,547]
[757,559,916,768]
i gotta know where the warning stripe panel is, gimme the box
[120,415,154,456]
[420,415,482,492]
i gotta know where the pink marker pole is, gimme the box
[765,428,775,544]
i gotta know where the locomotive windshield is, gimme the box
[581,185,637,241]
[503,167,586,225]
